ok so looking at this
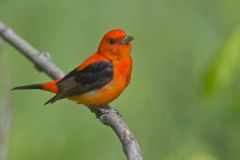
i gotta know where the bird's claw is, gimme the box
[99,106,120,115]
[90,105,121,122]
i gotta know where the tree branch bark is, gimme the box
[0,21,143,160]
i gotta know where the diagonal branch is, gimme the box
[0,21,143,160]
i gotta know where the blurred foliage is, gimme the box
[204,28,240,96]
[0,0,240,160]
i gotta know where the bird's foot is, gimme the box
[89,105,121,122]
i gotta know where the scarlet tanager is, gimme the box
[12,29,134,107]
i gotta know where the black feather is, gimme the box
[44,95,59,105]
[12,84,42,90]
[49,61,113,103]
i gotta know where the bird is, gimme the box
[12,29,134,107]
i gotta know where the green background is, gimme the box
[0,0,240,159]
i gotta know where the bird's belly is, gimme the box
[69,77,126,106]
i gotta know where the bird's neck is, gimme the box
[98,51,131,61]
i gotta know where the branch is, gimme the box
[0,22,143,160]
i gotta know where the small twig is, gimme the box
[0,21,143,160]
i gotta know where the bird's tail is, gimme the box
[12,80,60,105]
[12,80,59,93]
[12,84,42,90]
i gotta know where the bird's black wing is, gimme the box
[44,61,113,105]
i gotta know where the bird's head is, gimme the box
[98,29,134,60]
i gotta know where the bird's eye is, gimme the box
[109,39,116,45]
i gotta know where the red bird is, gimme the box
[13,29,134,107]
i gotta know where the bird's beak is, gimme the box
[120,35,134,44]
